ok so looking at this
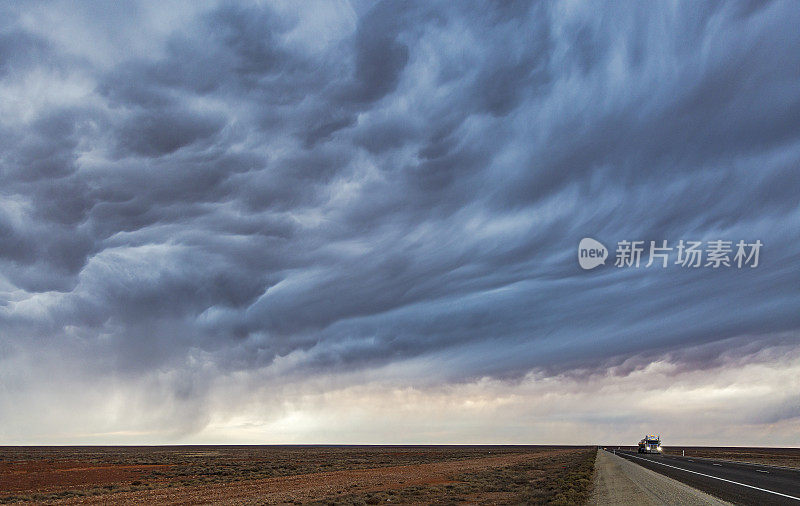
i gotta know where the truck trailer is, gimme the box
[638,434,662,454]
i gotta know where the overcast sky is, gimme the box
[0,0,799,446]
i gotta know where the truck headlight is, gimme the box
[657,446,662,451]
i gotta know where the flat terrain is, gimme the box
[612,449,800,505]
[0,446,594,504]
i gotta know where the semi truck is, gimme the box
[638,434,662,454]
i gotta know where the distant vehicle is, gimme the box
[638,434,662,454]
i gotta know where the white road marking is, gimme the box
[671,453,799,471]
[757,470,770,474]
[623,453,800,502]
[713,463,722,466]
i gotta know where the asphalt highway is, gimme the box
[609,449,800,505]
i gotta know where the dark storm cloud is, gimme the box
[116,108,226,157]
[345,0,412,104]
[0,0,799,434]
[0,30,50,77]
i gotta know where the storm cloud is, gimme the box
[0,1,799,444]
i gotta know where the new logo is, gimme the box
[578,238,608,270]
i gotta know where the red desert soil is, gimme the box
[57,451,550,505]
[0,461,171,494]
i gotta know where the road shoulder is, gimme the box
[589,450,731,506]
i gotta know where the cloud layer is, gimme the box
[0,0,798,444]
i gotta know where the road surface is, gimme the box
[610,449,800,505]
